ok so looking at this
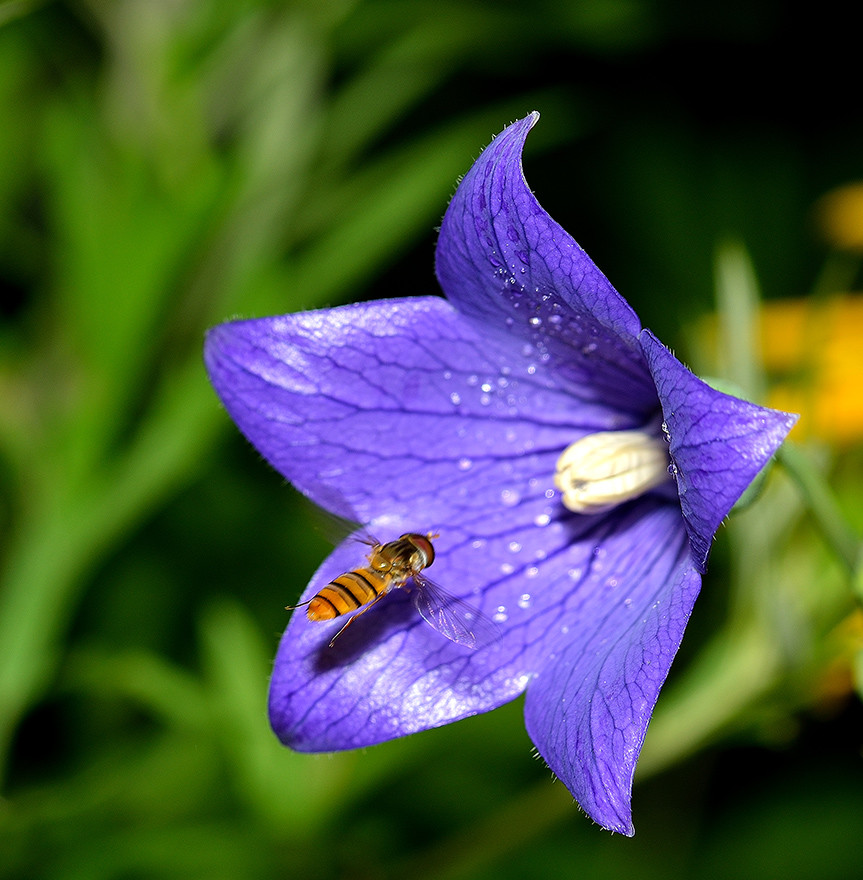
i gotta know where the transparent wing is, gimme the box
[411,574,500,650]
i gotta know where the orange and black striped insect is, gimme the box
[287,532,496,649]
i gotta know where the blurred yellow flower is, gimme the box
[816,182,863,251]
[813,608,863,710]
[760,294,863,445]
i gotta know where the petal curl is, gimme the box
[523,502,698,835]
[204,298,645,526]
[640,331,798,569]
[435,112,656,418]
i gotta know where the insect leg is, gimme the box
[327,591,388,648]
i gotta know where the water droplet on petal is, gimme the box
[457,456,473,471]
[518,592,532,608]
[500,488,521,507]
[508,541,522,553]
[449,391,461,405]
[534,513,551,527]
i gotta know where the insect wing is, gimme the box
[411,574,499,649]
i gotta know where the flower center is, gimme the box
[554,430,672,514]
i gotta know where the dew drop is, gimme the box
[493,605,509,623]
[534,512,551,527]
[508,540,522,553]
[479,393,491,406]
[500,488,521,507]
[457,456,473,471]
[526,566,539,578]
[529,316,542,327]
[500,562,515,576]
[480,382,493,393]
[449,391,461,405]
[471,538,486,550]
[518,592,532,608]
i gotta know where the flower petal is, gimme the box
[640,330,798,570]
[269,493,689,763]
[204,297,643,526]
[523,502,699,835]
[435,112,657,418]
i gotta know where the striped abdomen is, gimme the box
[306,568,390,621]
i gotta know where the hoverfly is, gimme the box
[287,532,497,649]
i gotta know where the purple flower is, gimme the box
[204,113,796,834]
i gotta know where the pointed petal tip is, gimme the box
[640,330,799,568]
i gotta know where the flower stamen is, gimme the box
[554,430,672,514]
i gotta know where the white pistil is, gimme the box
[554,430,672,514]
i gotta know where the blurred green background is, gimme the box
[2,1,863,878]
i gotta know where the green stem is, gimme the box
[777,442,861,578]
